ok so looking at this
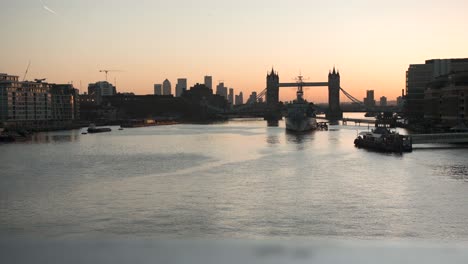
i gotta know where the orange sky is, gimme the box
[1,1,468,103]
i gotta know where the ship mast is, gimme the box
[295,74,305,101]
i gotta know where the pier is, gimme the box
[411,132,468,144]
[341,118,375,126]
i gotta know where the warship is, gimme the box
[285,75,317,132]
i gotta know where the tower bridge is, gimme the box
[265,67,343,121]
[204,67,373,120]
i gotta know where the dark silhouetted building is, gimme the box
[424,71,468,126]
[228,88,234,105]
[204,76,212,90]
[88,81,116,96]
[51,84,80,121]
[154,84,162,95]
[247,91,257,104]
[406,58,468,121]
[380,96,387,107]
[88,81,116,104]
[163,79,172,96]
[102,94,185,121]
[235,91,244,105]
[363,90,375,108]
[216,82,228,99]
[176,78,187,97]
[181,83,228,120]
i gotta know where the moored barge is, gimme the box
[87,124,111,133]
[354,127,412,152]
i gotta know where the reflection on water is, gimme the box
[437,164,468,181]
[285,130,315,151]
[2,118,468,240]
[35,134,80,143]
[285,131,314,144]
[266,135,280,145]
[328,120,340,126]
[29,131,82,143]
[267,120,279,127]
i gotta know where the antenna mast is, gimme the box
[294,73,308,101]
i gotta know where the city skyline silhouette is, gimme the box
[2,1,468,102]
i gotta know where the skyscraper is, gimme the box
[228,88,234,104]
[216,82,227,99]
[175,78,187,97]
[204,76,212,90]
[248,91,257,104]
[380,96,387,107]
[154,84,162,95]
[162,79,171,96]
[363,90,375,108]
[237,92,244,105]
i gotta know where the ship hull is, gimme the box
[285,117,317,132]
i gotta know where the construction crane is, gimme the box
[22,60,31,81]
[99,69,122,81]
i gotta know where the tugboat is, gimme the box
[354,126,412,153]
[87,123,111,133]
[285,75,317,132]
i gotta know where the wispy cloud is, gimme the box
[40,0,57,15]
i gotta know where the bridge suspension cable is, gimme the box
[255,88,267,102]
[340,87,380,112]
[339,87,364,105]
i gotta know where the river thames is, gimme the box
[1,116,468,241]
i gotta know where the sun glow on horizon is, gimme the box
[1,0,468,103]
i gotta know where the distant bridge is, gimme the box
[203,67,388,119]
[341,118,376,126]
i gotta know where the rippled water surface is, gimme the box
[1,117,468,240]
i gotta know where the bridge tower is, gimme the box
[265,68,280,121]
[326,67,343,120]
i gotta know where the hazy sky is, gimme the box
[1,0,468,102]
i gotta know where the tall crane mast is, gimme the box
[99,69,122,82]
[22,60,31,81]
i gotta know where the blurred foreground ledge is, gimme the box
[1,238,468,264]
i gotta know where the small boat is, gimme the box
[354,127,412,152]
[118,127,124,130]
[87,123,111,133]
